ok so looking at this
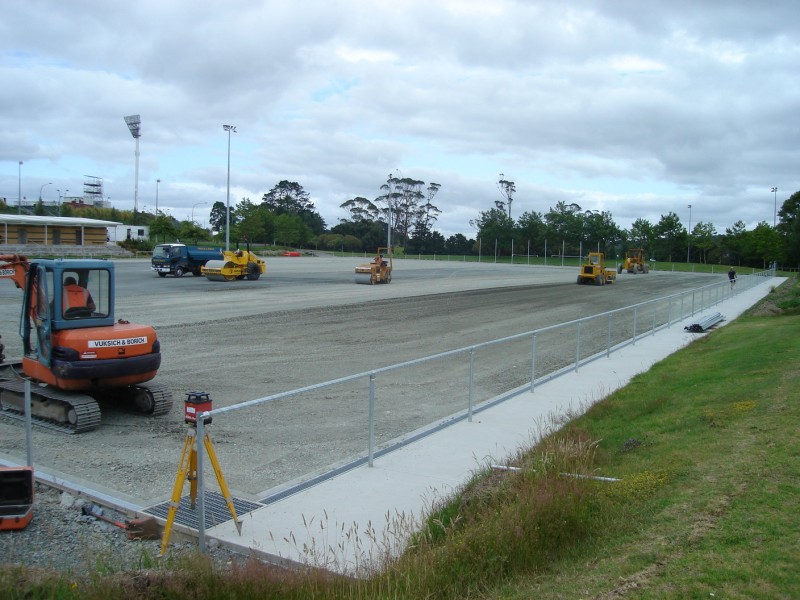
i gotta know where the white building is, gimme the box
[107,224,150,243]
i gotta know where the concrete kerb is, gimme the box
[202,276,784,574]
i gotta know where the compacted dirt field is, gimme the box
[0,256,716,506]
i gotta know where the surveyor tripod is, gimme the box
[160,395,242,556]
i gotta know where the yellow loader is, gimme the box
[618,248,650,274]
[577,252,616,286]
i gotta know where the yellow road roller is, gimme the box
[355,247,392,285]
[202,242,266,282]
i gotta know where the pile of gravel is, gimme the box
[0,483,254,577]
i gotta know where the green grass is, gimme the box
[2,277,798,599]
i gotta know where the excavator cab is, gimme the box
[18,259,161,392]
[20,260,115,366]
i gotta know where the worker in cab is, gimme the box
[62,276,96,316]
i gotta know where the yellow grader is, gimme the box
[577,252,617,286]
[355,248,393,285]
[618,248,650,274]
[201,242,265,282]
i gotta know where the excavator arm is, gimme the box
[0,254,31,290]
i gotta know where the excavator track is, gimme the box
[0,378,102,434]
[90,380,174,417]
[131,381,174,416]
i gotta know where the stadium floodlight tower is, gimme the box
[124,114,142,212]
[223,124,236,251]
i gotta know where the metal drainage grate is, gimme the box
[144,490,263,530]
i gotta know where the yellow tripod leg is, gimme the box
[188,439,198,509]
[160,430,195,556]
[202,433,242,534]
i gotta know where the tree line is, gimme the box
[329,175,798,269]
[9,176,798,269]
[470,201,787,268]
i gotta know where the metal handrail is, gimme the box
[194,267,775,549]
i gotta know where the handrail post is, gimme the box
[368,373,376,466]
[468,348,475,422]
[25,380,33,467]
[667,295,672,327]
[652,302,657,336]
[530,334,537,391]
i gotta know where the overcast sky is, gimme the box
[2,0,798,238]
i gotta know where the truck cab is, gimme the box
[151,244,222,278]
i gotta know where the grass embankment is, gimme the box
[2,278,798,599]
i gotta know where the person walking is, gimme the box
[728,267,737,289]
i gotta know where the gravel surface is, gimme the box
[0,257,719,574]
[0,483,251,575]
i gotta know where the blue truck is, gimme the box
[150,244,223,277]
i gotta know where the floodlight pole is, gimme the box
[156,179,161,214]
[17,161,22,214]
[223,124,236,251]
[39,182,52,202]
[192,202,207,225]
[771,187,778,228]
[686,204,692,264]
[124,115,142,212]
[386,201,393,249]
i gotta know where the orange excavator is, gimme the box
[0,255,172,433]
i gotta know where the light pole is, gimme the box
[686,204,692,264]
[124,115,142,212]
[191,202,207,225]
[156,179,161,214]
[17,161,23,214]
[223,124,237,251]
[39,182,52,203]
[771,187,778,227]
